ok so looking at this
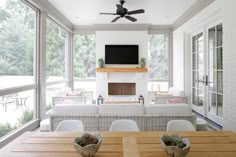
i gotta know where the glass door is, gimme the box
[191,23,223,126]
[207,23,223,125]
[191,32,205,115]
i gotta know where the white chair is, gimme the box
[109,119,140,132]
[55,120,84,132]
[167,120,195,131]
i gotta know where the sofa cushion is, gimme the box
[99,104,145,115]
[145,103,192,114]
[52,104,98,114]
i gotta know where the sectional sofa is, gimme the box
[49,103,196,131]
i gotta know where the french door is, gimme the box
[191,23,223,126]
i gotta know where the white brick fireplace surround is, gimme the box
[96,72,148,102]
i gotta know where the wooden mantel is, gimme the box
[96,67,148,73]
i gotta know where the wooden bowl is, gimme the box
[74,134,102,157]
[160,135,190,157]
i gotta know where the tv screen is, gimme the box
[105,45,139,64]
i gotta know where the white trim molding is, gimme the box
[73,24,172,34]
[27,0,73,32]
[172,0,215,30]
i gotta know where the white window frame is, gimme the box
[0,0,40,148]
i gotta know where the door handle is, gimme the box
[204,75,208,86]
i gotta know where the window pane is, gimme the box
[216,24,223,47]
[209,71,217,92]
[192,71,198,88]
[74,34,96,79]
[46,83,67,112]
[217,71,223,94]
[209,92,217,114]
[46,19,67,82]
[217,94,223,117]
[0,0,36,89]
[148,82,169,92]
[74,81,96,104]
[208,27,216,50]
[0,90,35,139]
[217,48,223,70]
[192,53,197,70]
[148,34,169,80]
[209,48,217,70]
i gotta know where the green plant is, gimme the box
[18,109,34,125]
[98,58,104,68]
[0,123,17,138]
[162,134,186,149]
[140,57,146,68]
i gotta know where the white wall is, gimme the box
[96,31,148,101]
[222,0,236,131]
[173,31,184,90]
[96,31,148,66]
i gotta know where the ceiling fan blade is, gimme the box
[128,9,145,15]
[125,15,137,22]
[111,16,120,23]
[100,13,117,15]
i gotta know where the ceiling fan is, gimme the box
[99,0,145,23]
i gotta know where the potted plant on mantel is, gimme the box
[98,58,104,68]
[140,57,146,68]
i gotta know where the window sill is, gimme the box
[0,119,40,149]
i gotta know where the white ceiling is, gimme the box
[48,0,198,25]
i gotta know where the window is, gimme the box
[46,19,69,112]
[46,19,67,82]
[0,0,38,139]
[0,0,36,89]
[148,34,169,92]
[73,34,96,103]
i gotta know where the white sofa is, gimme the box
[49,103,196,131]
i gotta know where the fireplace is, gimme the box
[108,83,136,95]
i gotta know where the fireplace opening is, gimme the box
[108,83,136,95]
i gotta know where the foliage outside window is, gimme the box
[73,34,96,103]
[148,34,169,92]
[74,34,96,79]
[46,19,67,82]
[0,0,35,89]
[0,0,37,139]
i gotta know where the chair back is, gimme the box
[55,120,84,132]
[109,119,140,132]
[167,120,195,131]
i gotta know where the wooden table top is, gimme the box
[1,131,236,157]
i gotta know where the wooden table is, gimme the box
[1,131,236,157]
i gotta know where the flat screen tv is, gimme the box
[105,45,139,64]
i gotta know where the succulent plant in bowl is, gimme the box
[74,133,102,157]
[160,134,190,157]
